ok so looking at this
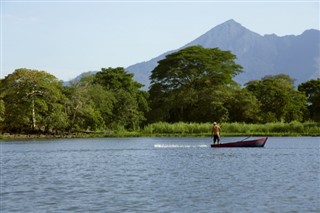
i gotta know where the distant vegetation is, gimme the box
[142,122,320,136]
[0,46,319,137]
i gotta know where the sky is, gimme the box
[1,0,319,81]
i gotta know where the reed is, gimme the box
[142,121,320,136]
[2,122,318,139]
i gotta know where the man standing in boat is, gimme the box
[212,122,221,144]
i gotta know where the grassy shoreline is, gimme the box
[1,122,319,140]
[141,122,320,137]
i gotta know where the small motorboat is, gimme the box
[211,137,268,148]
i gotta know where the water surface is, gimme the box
[1,137,319,212]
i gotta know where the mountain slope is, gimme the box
[126,19,320,88]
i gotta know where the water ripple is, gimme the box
[1,137,319,212]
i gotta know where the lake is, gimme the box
[1,137,319,212]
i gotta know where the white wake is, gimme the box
[154,144,208,148]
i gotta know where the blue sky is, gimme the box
[1,0,319,81]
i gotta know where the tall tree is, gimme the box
[0,80,5,131]
[298,78,320,121]
[0,68,68,133]
[224,88,261,123]
[246,74,307,122]
[94,67,149,130]
[148,46,243,123]
[64,77,106,132]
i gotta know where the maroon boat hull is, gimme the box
[211,137,268,148]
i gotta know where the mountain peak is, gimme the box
[211,19,251,35]
[126,20,319,88]
[221,19,241,26]
[184,19,254,48]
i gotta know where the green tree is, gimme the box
[94,67,149,130]
[87,84,115,129]
[148,46,243,123]
[64,76,106,131]
[95,67,142,92]
[0,99,4,124]
[0,68,68,133]
[298,78,320,121]
[0,80,5,131]
[224,88,261,123]
[246,74,307,122]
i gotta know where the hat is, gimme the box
[213,122,217,125]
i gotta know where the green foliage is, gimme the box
[0,97,4,131]
[0,49,318,136]
[64,77,106,131]
[43,103,69,131]
[0,68,68,133]
[94,67,143,92]
[0,67,149,134]
[150,46,242,89]
[143,122,211,135]
[87,84,115,128]
[0,79,4,124]
[224,89,261,123]
[245,74,307,123]
[148,46,243,123]
[298,78,320,121]
[0,99,4,122]
[93,67,149,130]
[143,121,320,136]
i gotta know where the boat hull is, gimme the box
[211,137,268,148]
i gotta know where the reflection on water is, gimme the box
[1,137,319,212]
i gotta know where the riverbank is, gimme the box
[1,122,319,140]
[141,122,320,137]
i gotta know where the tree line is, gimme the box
[0,46,319,134]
